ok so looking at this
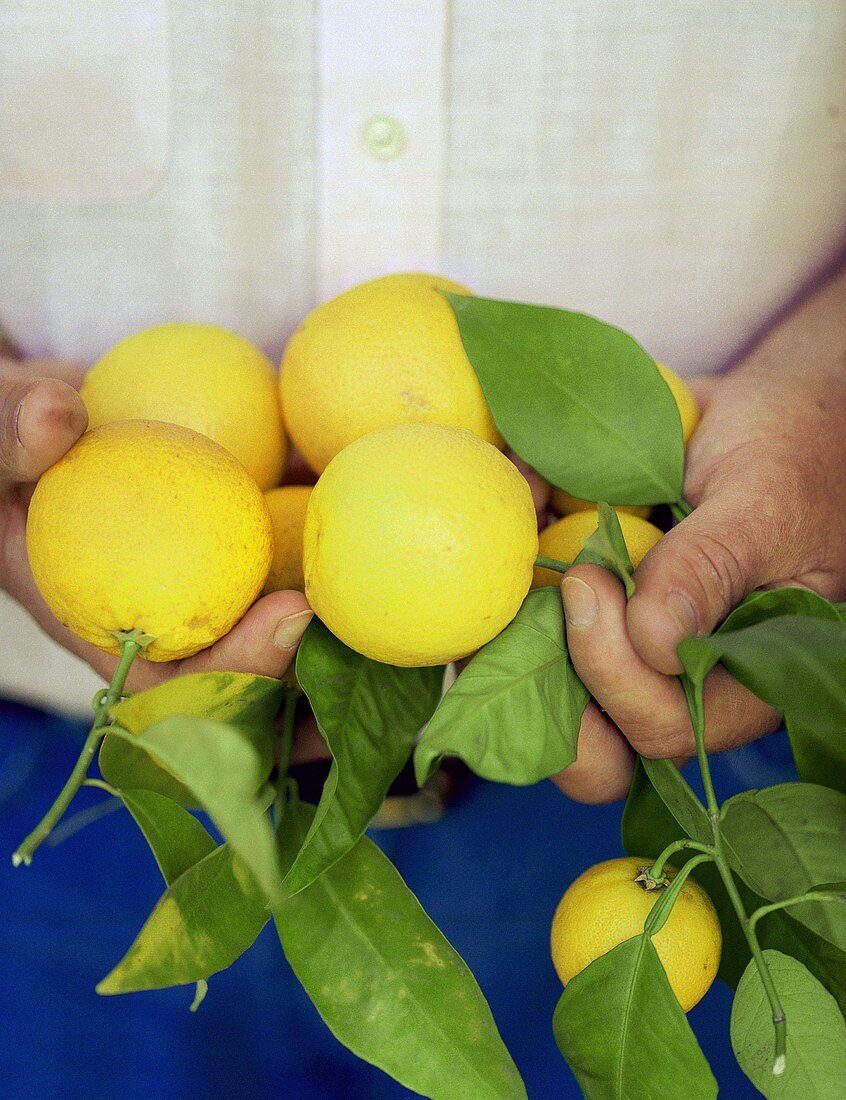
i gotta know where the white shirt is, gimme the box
[1,0,845,713]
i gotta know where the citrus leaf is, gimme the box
[117,788,216,885]
[110,716,283,906]
[275,799,526,1100]
[678,615,846,793]
[721,783,846,952]
[639,757,711,847]
[573,503,635,596]
[414,588,588,786]
[445,292,684,506]
[730,950,846,1098]
[97,844,267,994]
[287,619,444,896]
[717,587,841,634]
[552,935,717,1099]
[100,671,283,806]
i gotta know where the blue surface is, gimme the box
[0,699,794,1098]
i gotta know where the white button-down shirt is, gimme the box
[1,0,845,711]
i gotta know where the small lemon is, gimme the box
[82,322,287,489]
[549,490,651,520]
[303,423,537,666]
[263,485,312,595]
[657,362,699,444]
[27,421,273,661]
[280,273,503,474]
[532,509,663,587]
[550,856,721,1012]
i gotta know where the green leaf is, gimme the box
[445,292,684,505]
[722,783,846,951]
[678,615,846,793]
[639,758,712,847]
[97,844,268,994]
[552,935,717,1099]
[110,716,283,906]
[717,587,841,633]
[730,950,846,1098]
[414,588,588,786]
[275,799,526,1100]
[117,788,216,885]
[288,619,444,896]
[100,671,283,805]
[573,503,636,596]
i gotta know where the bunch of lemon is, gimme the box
[28,272,697,668]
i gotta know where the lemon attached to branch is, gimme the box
[27,420,273,661]
[303,423,538,666]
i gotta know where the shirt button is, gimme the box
[360,115,407,161]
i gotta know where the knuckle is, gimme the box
[686,528,751,611]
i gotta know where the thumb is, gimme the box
[0,374,88,487]
[626,496,771,675]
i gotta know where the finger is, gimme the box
[127,591,314,690]
[562,564,780,757]
[549,701,635,804]
[626,494,774,675]
[0,376,87,488]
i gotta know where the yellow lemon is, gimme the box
[280,273,503,474]
[657,362,700,444]
[532,509,663,587]
[303,423,537,666]
[549,489,651,520]
[550,856,722,1012]
[263,485,312,595]
[27,421,273,661]
[81,322,287,489]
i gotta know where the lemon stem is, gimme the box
[535,553,571,574]
[12,633,144,867]
[669,498,694,522]
[274,688,301,826]
[646,837,716,884]
[642,853,714,938]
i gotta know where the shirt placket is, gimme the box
[316,0,447,302]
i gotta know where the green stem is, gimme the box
[12,633,143,867]
[535,553,571,574]
[680,668,786,1075]
[274,689,301,826]
[647,837,716,883]
[714,853,787,1075]
[669,498,694,522]
[682,674,720,824]
[643,853,714,938]
[749,890,846,934]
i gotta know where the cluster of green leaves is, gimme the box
[20,293,846,1098]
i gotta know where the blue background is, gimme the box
[1,699,793,1098]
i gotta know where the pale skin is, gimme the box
[2,262,845,787]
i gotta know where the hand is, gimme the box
[0,354,313,692]
[551,264,846,803]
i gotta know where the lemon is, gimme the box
[657,362,699,444]
[27,421,273,661]
[532,509,663,587]
[549,490,651,520]
[81,322,287,490]
[280,273,503,474]
[550,856,721,1012]
[303,423,538,666]
[263,485,312,595]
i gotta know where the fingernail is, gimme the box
[562,577,598,628]
[666,590,698,638]
[14,393,28,447]
[274,609,313,650]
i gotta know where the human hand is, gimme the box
[552,265,846,803]
[0,353,313,692]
